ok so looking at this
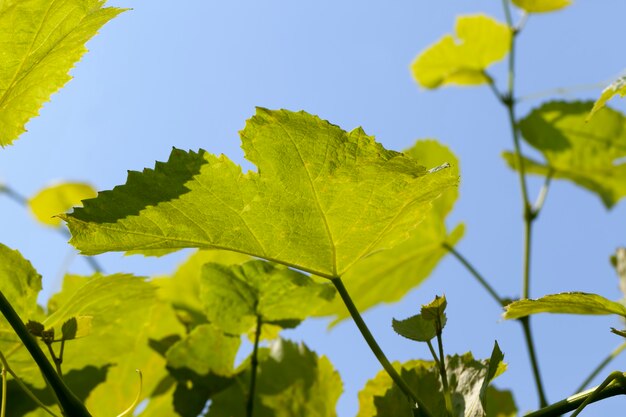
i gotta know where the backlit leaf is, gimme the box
[0,0,125,146]
[208,339,342,417]
[503,292,626,320]
[358,345,506,417]
[392,314,438,342]
[0,243,42,325]
[588,75,626,121]
[63,108,457,278]
[200,260,335,335]
[485,386,517,417]
[317,140,463,323]
[411,15,511,89]
[511,0,571,13]
[29,182,97,227]
[504,101,626,208]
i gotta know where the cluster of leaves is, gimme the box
[1,0,626,416]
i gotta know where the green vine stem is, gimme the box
[525,375,626,417]
[434,325,453,417]
[1,363,6,417]
[0,351,58,417]
[331,277,432,417]
[246,315,262,417]
[575,343,626,393]
[0,291,91,417]
[442,243,505,307]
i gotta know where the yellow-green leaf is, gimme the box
[29,182,97,227]
[588,76,626,121]
[503,292,626,320]
[512,0,572,13]
[411,15,511,89]
[0,0,125,146]
[64,108,457,279]
[504,101,626,208]
[317,140,463,324]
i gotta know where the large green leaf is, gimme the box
[588,76,626,121]
[0,243,42,325]
[0,0,125,146]
[358,344,507,417]
[207,339,342,417]
[63,108,457,278]
[29,182,97,227]
[504,101,626,208]
[511,0,571,13]
[317,140,463,323]
[411,15,511,89]
[200,260,334,335]
[504,292,626,320]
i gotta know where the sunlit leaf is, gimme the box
[153,249,251,329]
[358,344,506,417]
[317,140,463,323]
[0,0,125,146]
[208,339,342,417]
[63,108,457,278]
[503,101,626,208]
[28,182,97,227]
[200,260,334,335]
[421,294,447,323]
[392,314,438,342]
[503,292,626,320]
[511,0,571,13]
[485,386,517,417]
[588,76,626,121]
[0,243,42,325]
[411,15,511,89]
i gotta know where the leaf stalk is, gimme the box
[246,315,262,417]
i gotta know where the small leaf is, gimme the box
[504,101,626,208]
[421,295,447,323]
[29,182,97,227]
[485,386,517,417]
[411,15,511,89]
[60,316,93,340]
[588,76,626,121]
[63,108,457,279]
[0,0,125,146]
[511,0,571,13]
[200,260,335,335]
[208,339,342,417]
[392,315,437,342]
[503,292,626,320]
[26,320,44,337]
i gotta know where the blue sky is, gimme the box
[2,1,626,415]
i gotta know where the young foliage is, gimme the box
[0,243,42,326]
[511,0,571,13]
[200,260,335,335]
[0,0,125,146]
[502,101,626,208]
[588,75,626,121]
[503,292,626,320]
[357,344,511,417]
[318,140,464,323]
[411,15,511,89]
[207,339,342,417]
[28,182,96,227]
[62,108,457,278]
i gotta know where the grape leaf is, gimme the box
[503,101,626,208]
[411,15,511,89]
[0,243,42,325]
[511,0,571,13]
[588,76,626,121]
[154,249,251,329]
[207,339,342,417]
[29,182,96,227]
[503,292,626,320]
[358,344,506,417]
[392,314,438,342]
[63,108,457,278]
[200,260,335,335]
[485,386,517,417]
[317,140,464,323]
[0,0,125,146]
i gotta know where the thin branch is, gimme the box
[520,317,548,407]
[331,277,432,417]
[575,342,626,393]
[532,170,553,215]
[246,315,262,417]
[442,243,505,307]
